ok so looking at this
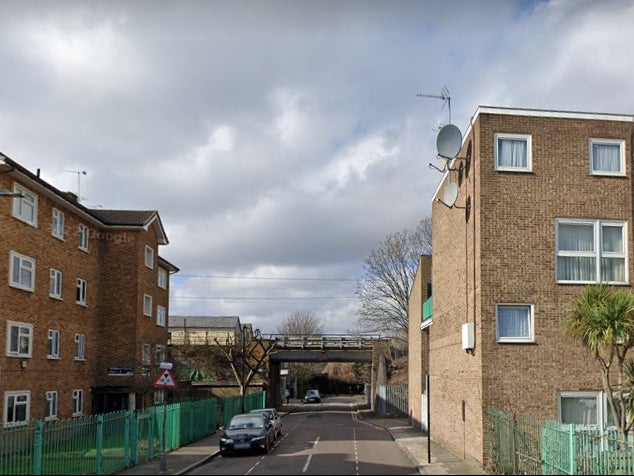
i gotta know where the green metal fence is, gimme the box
[485,408,634,475]
[222,392,267,427]
[0,397,219,475]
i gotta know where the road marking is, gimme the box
[302,436,320,472]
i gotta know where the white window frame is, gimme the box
[158,267,168,289]
[45,391,58,421]
[47,329,60,359]
[496,304,534,343]
[78,223,89,251]
[556,218,628,284]
[49,268,62,299]
[76,278,87,306]
[145,245,154,269]
[11,184,37,227]
[6,321,33,358]
[72,389,83,417]
[156,344,166,365]
[590,138,625,176]
[494,133,532,172]
[74,334,85,361]
[156,305,166,327]
[51,208,65,240]
[9,251,35,292]
[143,294,153,317]
[558,391,604,429]
[4,391,30,427]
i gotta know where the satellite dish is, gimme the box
[429,157,449,173]
[436,124,462,159]
[438,181,459,208]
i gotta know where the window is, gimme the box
[156,344,166,364]
[72,389,83,416]
[45,391,58,421]
[158,267,168,289]
[143,294,153,317]
[78,224,89,251]
[156,305,166,327]
[4,391,30,427]
[49,268,62,299]
[590,138,625,176]
[51,208,65,239]
[11,185,37,226]
[556,219,627,284]
[145,245,154,269]
[6,321,33,358]
[558,391,602,427]
[74,334,85,360]
[494,133,532,172]
[142,343,151,365]
[9,251,35,292]
[47,330,60,359]
[76,278,87,305]
[496,304,534,343]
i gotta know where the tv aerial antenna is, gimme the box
[417,85,451,124]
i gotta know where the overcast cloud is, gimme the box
[2,0,632,334]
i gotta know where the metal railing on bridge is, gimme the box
[268,334,380,350]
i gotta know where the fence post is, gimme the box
[511,412,517,475]
[95,414,104,475]
[33,419,43,475]
[569,423,577,475]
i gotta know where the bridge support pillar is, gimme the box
[269,361,281,408]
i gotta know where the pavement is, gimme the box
[116,401,489,475]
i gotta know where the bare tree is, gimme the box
[276,310,325,397]
[355,217,432,343]
[214,328,277,412]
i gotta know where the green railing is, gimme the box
[222,392,267,427]
[485,408,634,475]
[0,397,220,475]
[422,296,432,324]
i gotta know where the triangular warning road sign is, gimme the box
[153,368,177,388]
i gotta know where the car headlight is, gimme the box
[251,435,266,442]
[220,438,233,443]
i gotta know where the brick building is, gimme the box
[0,154,178,425]
[409,106,634,468]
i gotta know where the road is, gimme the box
[188,395,418,475]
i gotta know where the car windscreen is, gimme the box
[228,416,264,429]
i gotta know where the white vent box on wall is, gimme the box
[462,323,474,350]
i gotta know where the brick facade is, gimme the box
[421,107,634,468]
[0,155,178,424]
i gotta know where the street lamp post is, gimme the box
[159,362,173,473]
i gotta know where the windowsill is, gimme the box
[76,302,88,307]
[49,295,63,301]
[78,247,89,253]
[74,358,86,362]
[9,284,34,293]
[52,234,65,241]
[13,215,37,227]
[47,356,61,360]
[7,354,32,358]
[497,341,537,345]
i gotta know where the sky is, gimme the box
[2,0,633,335]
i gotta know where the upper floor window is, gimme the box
[74,334,85,360]
[4,391,30,427]
[51,208,65,239]
[156,305,166,327]
[142,343,152,366]
[9,251,35,292]
[72,389,83,417]
[590,138,625,176]
[556,219,627,284]
[49,268,62,299]
[76,278,87,306]
[158,267,168,289]
[156,344,166,364]
[145,245,154,269]
[143,294,153,317]
[45,391,58,421]
[78,224,89,251]
[12,185,37,227]
[47,329,60,359]
[496,304,534,343]
[494,133,532,172]
[6,321,33,358]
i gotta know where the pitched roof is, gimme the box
[88,209,157,226]
[169,315,241,329]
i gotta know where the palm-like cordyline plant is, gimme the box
[567,283,634,439]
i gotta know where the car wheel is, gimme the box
[220,449,228,457]
[264,436,271,453]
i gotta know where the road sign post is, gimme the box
[154,362,177,473]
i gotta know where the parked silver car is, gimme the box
[249,408,282,438]
[303,389,321,403]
